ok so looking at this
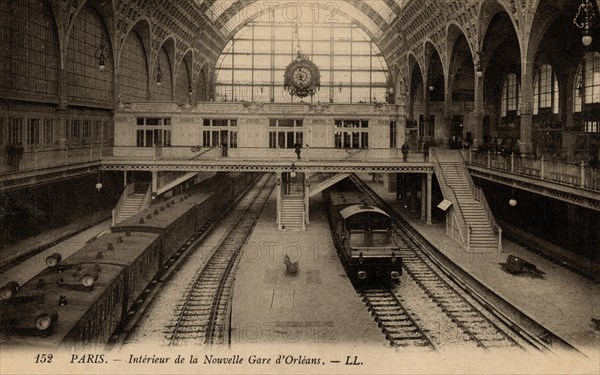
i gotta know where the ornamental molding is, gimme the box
[241,101,265,113]
[309,102,330,114]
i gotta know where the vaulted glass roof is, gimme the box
[195,0,408,41]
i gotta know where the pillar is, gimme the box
[151,170,158,194]
[304,176,310,225]
[443,75,453,146]
[426,172,432,225]
[423,76,431,141]
[421,175,427,221]
[56,64,68,148]
[276,171,282,229]
[519,58,535,156]
[473,74,485,147]
[519,113,534,156]
[124,170,128,187]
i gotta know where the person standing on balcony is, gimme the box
[294,143,301,160]
[423,139,430,162]
[401,142,410,162]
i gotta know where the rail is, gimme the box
[431,149,468,250]
[190,145,220,159]
[140,184,152,211]
[112,183,136,226]
[465,149,600,192]
[108,145,431,163]
[1,144,110,175]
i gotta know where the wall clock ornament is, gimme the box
[284,52,321,98]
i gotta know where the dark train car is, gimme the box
[112,197,199,265]
[1,262,125,349]
[0,231,160,349]
[63,232,161,315]
[0,172,260,349]
[326,188,402,283]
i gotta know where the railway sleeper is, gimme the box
[381,322,419,329]
[389,334,428,341]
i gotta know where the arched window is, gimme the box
[214,5,389,104]
[574,52,600,133]
[501,73,520,120]
[533,65,559,115]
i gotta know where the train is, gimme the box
[0,172,257,348]
[325,176,402,284]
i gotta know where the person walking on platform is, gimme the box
[294,143,301,160]
[401,142,410,162]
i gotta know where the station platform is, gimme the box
[358,174,600,358]
[231,191,386,347]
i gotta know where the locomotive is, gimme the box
[0,172,257,348]
[325,177,402,284]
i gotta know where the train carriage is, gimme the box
[0,172,259,348]
[1,262,126,349]
[112,197,198,265]
[326,186,402,284]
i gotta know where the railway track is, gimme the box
[393,228,524,350]
[165,174,275,346]
[360,288,435,349]
[350,175,543,351]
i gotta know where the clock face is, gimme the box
[292,66,313,88]
[283,53,320,98]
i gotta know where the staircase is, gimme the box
[309,173,351,197]
[280,196,305,230]
[438,162,497,251]
[115,194,145,224]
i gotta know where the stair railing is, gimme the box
[190,145,219,160]
[458,152,502,251]
[431,149,468,249]
[139,184,152,211]
[112,183,135,226]
[342,148,366,160]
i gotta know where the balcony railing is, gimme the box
[1,144,112,176]
[464,149,600,192]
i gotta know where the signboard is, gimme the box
[437,199,453,211]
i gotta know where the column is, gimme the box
[519,113,534,156]
[443,76,453,146]
[56,65,68,148]
[123,170,128,188]
[426,173,432,225]
[519,59,535,156]
[423,76,431,141]
[304,176,310,225]
[276,171,282,229]
[420,174,426,221]
[473,74,485,148]
[151,170,158,194]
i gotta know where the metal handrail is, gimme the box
[465,148,600,192]
[139,184,152,211]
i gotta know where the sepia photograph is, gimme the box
[0,0,598,374]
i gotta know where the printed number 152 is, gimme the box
[35,354,53,363]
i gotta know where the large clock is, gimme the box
[284,52,320,98]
